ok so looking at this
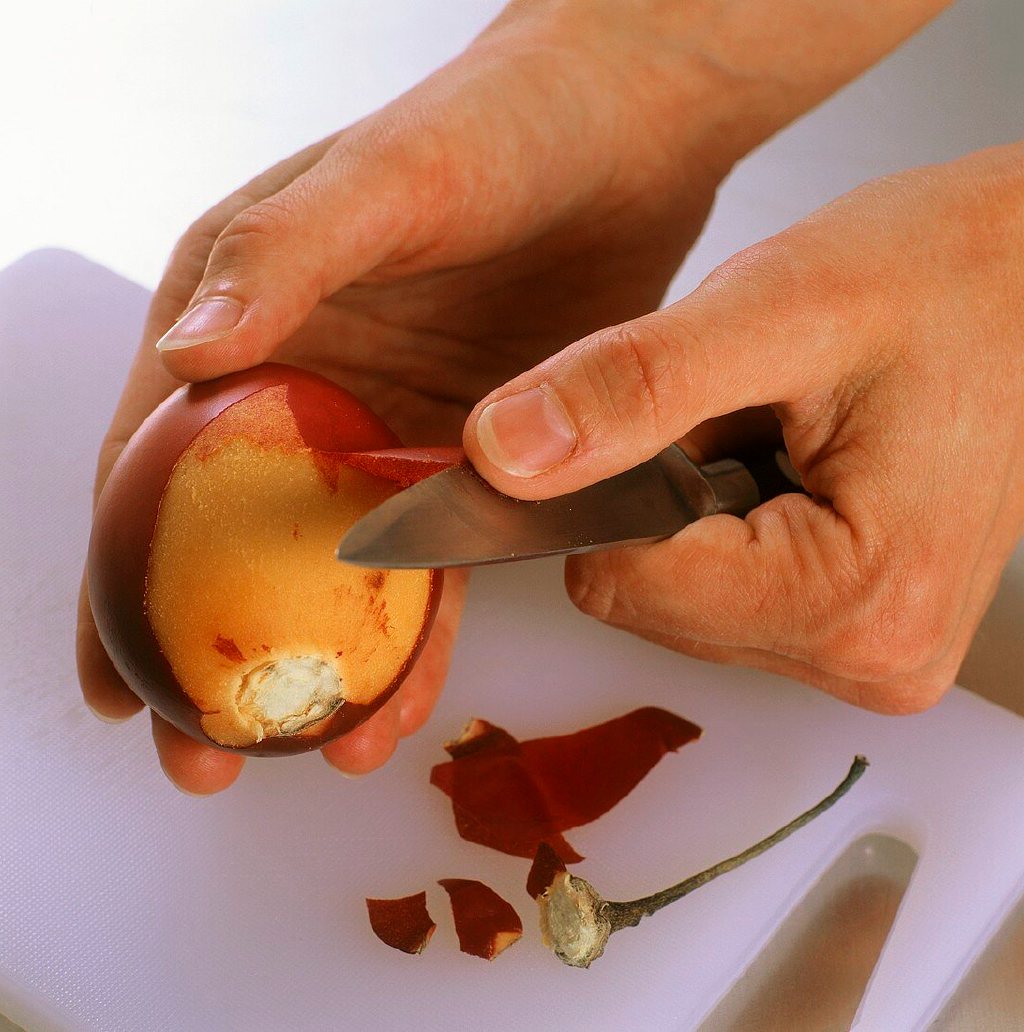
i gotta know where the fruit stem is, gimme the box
[603,755,869,932]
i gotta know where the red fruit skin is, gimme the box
[433,718,583,861]
[337,447,465,487]
[527,842,568,900]
[87,363,443,756]
[438,879,523,960]
[430,708,701,858]
[366,892,437,955]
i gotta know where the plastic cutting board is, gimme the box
[2,250,1024,1032]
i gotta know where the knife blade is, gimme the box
[336,443,798,569]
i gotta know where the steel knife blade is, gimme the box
[335,443,797,569]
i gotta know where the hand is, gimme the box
[76,0,960,787]
[76,6,734,792]
[464,144,1024,713]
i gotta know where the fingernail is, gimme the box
[164,775,207,797]
[85,701,131,724]
[322,752,367,779]
[476,387,577,477]
[156,296,244,351]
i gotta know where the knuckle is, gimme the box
[708,236,803,300]
[210,198,295,266]
[586,316,700,443]
[216,198,293,252]
[151,189,273,329]
[167,191,262,277]
[564,558,621,625]
[157,200,254,318]
[157,218,224,315]
[708,231,859,345]
[811,562,953,683]
[863,676,951,716]
[168,220,217,276]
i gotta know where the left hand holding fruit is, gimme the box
[75,5,733,793]
[465,145,1024,714]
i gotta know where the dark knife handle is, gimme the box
[697,444,806,517]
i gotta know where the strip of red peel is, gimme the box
[527,842,568,900]
[445,799,584,863]
[366,892,436,955]
[517,707,702,829]
[432,719,582,861]
[438,879,522,960]
[337,447,464,487]
[430,708,701,861]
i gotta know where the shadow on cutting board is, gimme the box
[700,835,918,1032]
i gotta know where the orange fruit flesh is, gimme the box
[145,388,432,749]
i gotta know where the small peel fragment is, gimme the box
[438,879,523,960]
[527,841,568,900]
[430,707,702,861]
[366,891,436,955]
[442,717,518,759]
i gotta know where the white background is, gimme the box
[2,0,1021,295]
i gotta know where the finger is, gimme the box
[463,233,865,499]
[99,138,341,492]
[565,490,954,714]
[77,575,144,721]
[154,131,447,382]
[151,711,245,795]
[79,139,342,720]
[397,570,469,737]
[585,607,952,715]
[79,137,354,740]
[320,693,402,777]
[141,133,341,352]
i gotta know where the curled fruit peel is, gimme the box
[336,447,464,487]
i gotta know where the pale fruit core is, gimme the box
[145,386,432,748]
[237,656,343,738]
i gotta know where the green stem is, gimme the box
[604,755,869,932]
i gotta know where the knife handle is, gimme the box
[698,445,806,517]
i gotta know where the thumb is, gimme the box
[464,240,857,499]
[154,143,435,381]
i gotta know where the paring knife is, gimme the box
[336,443,801,569]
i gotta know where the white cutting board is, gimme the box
[2,250,1024,1032]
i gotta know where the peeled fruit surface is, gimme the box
[145,387,430,748]
[88,364,442,755]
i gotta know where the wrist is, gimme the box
[466,3,758,189]
[476,0,951,174]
